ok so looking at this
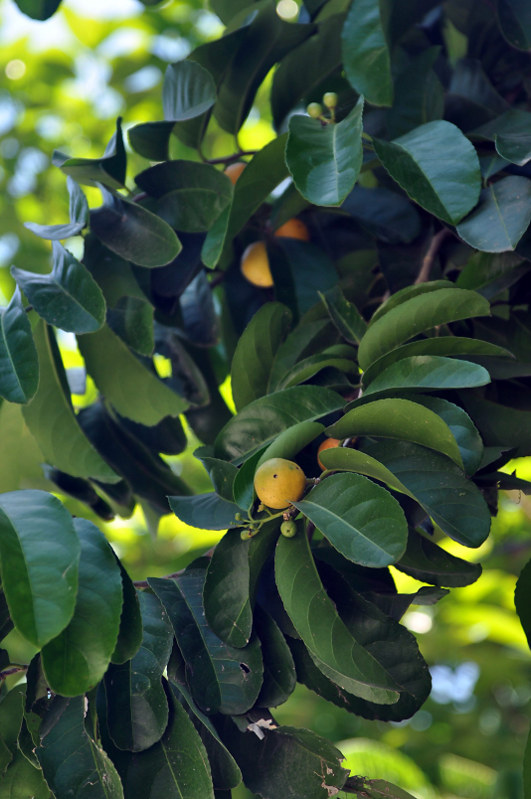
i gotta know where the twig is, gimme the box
[414,228,451,284]
[0,665,28,681]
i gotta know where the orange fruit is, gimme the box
[224,162,246,184]
[240,241,273,288]
[317,438,341,469]
[254,458,306,509]
[274,218,310,241]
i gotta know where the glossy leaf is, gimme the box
[319,284,367,344]
[53,117,126,190]
[37,696,124,798]
[203,529,253,647]
[162,60,216,121]
[128,121,175,162]
[515,558,531,650]
[412,395,483,477]
[286,97,364,206]
[294,473,407,567]
[41,519,122,695]
[341,0,392,106]
[90,188,181,267]
[12,242,105,334]
[231,302,291,411]
[497,0,531,50]
[327,398,463,467]
[254,605,296,708]
[275,530,400,703]
[149,571,263,715]
[369,280,454,325]
[396,530,482,588]
[256,420,324,468]
[214,385,344,463]
[168,492,241,530]
[373,121,481,224]
[111,558,143,664]
[0,289,39,404]
[77,325,188,426]
[457,176,531,253]
[104,590,173,752]
[0,490,79,648]
[357,287,491,370]
[361,355,491,397]
[24,176,88,239]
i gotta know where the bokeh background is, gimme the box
[0,0,529,796]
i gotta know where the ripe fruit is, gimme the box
[317,438,341,469]
[254,458,306,509]
[280,520,297,538]
[307,102,323,118]
[240,241,273,288]
[224,161,246,184]
[274,218,310,241]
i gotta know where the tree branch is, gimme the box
[414,228,452,285]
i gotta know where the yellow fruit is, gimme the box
[322,91,338,110]
[317,438,341,470]
[254,458,306,510]
[307,102,323,118]
[240,241,273,288]
[274,218,310,241]
[224,161,246,184]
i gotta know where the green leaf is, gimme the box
[111,558,142,664]
[77,325,188,426]
[149,570,263,715]
[24,176,88,240]
[272,239,339,318]
[386,47,444,138]
[162,60,216,121]
[357,287,491,370]
[37,696,124,798]
[90,188,181,268]
[515,558,531,650]
[361,355,491,397]
[342,185,423,245]
[256,420,324,468]
[168,492,241,530]
[135,161,232,234]
[107,297,154,356]
[214,385,344,463]
[341,0,392,106]
[396,530,482,588]
[373,121,481,224]
[128,121,175,161]
[369,280,453,325]
[524,727,531,799]
[327,398,464,467]
[286,97,364,206]
[412,395,483,477]
[0,490,79,649]
[275,530,400,703]
[0,748,51,798]
[13,0,61,19]
[231,303,291,411]
[104,591,173,752]
[0,686,25,771]
[0,289,39,404]
[322,440,491,547]
[12,242,106,334]
[294,473,407,567]
[41,519,122,696]
[254,605,296,708]
[203,529,252,647]
[53,117,126,190]
[496,0,531,50]
[456,176,531,252]
[124,688,215,799]
[319,284,367,344]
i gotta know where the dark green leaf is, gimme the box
[41,519,122,696]
[204,529,252,647]
[396,530,482,588]
[515,558,531,650]
[214,385,344,463]
[412,395,483,476]
[272,239,339,317]
[361,355,491,397]
[53,117,126,190]
[0,748,51,798]
[456,176,531,252]
[163,61,216,121]
[357,287,491,370]
[294,473,407,567]
[13,0,61,20]
[149,571,263,715]
[461,394,531,458]
[168,492,241,530]
[275,530,400,703]
[128,121,175,161]
[373,121,481,224]
[232,449,263,511]
[286,97,364,206]
[475,109,531,166]
[341,0,392,106]
[386,47,444,137]
[231,302,291,411]
[37,696,124,798]
[496,0,531,50]
[0,289,39,404]
[107,296,154,356]
[90,188,181,268]
[104,591,173,752]
[319,284,367,344]
[256,420,324,467]
[254,605,296,708]
[77,325,188,426]
[0,685,25,772]
[0,490,79,648]
[24,176,88,239]
[342,185,422,245]
[111,558,142,664]
[12,242,106,334]
[327,398,463,467]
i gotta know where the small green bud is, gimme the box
[280,520,297,538]
[322,91,338,109]
[234,512,242,521]
[306,102,323,119]
[240,528,254,540]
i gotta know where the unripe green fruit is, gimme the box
[306,102,323,119]
[280,520,297,538]
[322,91,338,109]
[240,529,254,540]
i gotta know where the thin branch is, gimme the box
[0,665,28,681]
[414,228,452,284]
[204,150,258,166]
